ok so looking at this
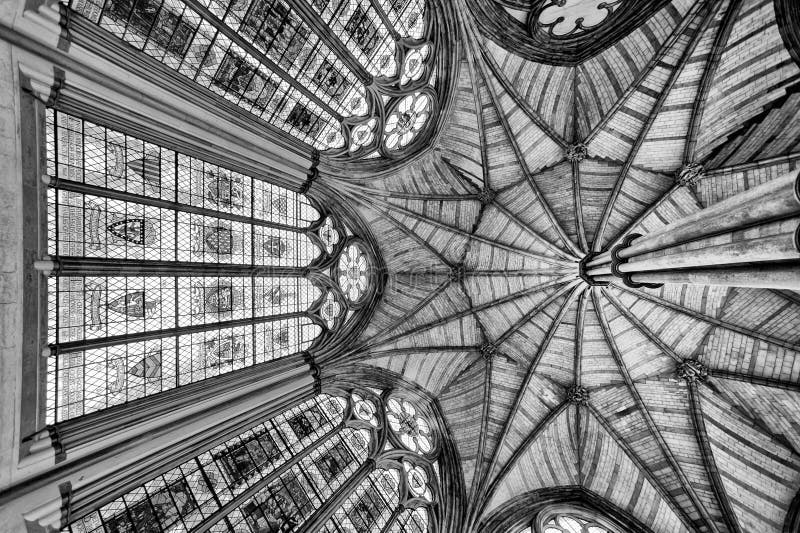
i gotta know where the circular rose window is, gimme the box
[338,243,370,302]
[386,398,434,454]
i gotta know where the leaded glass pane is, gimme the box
[45,108,328,424]
[49,109,320,227]
[321,468,400,533]
[387,507,429,533]
[46,317,321,423]
[70,0,344,148]
[65,395,345,533]
[376,0,425,38]
[303,0,397,77]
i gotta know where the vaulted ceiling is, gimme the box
[321,0,800,531]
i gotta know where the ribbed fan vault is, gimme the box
[323,0,800,531]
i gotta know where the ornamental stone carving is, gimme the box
[481,341,498,361]
[676,162,705,187]
[565,143,588,162]
[676,359,708,384]
[449,263,466,283]
[566,385,589,405]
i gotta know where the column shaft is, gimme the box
[587,170,800,267]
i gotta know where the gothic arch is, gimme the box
[478,487,654,533]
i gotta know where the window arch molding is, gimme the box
[479,487,655,533]
[61,0,460,165]
[56,372,456,532]
[464,0,673,66]
[319,364,467,532]
[30,104,387,434]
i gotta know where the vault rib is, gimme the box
[593,288,722,533]
[466,27,583,258]
[683,0,746,164]
[592,1,715,250]
[475,286,582,506]
[587,404,698,532]
[614,285,800,352]
[687,383,744,533]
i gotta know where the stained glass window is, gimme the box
[67,0,440,155]
[541,514,616,533]
[44,109,373,423]
[63,390,442,532]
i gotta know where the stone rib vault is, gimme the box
[324,0,800,531]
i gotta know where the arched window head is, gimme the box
[68,0,449,158]
[540,513,617,533]
[64,388,444,532]
[511,507,621,533]
[43,109,378,424]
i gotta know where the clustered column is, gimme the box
[584,170,800,290]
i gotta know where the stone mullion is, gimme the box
[366,0,400,40]
[47,176,309,232]
[379,506,405,533]
[686,383,743,533]
[178,0,345,120]
[296,459,376,533]
[34,18,313,184]
[281,0,374,84]
[3,359,315,531]
[50,311,309,355]
[593,288,722,533]
[192,423,344,533]
[41,257,307,277]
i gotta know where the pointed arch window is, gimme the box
[63,389,443,533]
[514,510,619,533]
[67,0,441,156]
[44,109,375,423]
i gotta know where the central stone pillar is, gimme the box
[583,170,800,289]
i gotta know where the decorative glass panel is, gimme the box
[68,0,438,155]
[65,395,345,533]
[44,109,334,424]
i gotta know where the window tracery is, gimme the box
[44,109,375,423]
[514,511,618,533]
[68,0,440,157]
[63,390,443,532]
